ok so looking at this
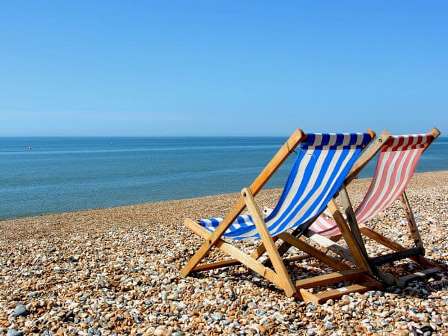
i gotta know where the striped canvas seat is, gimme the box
[199,133,372,240]
[310,133,436,237]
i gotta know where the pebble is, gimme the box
[212,312,223,321]
[172,332,184,336]
[154,326,167,336]
[324,321,335,330]
[161,291,168,303]
[306,328,317,336]
[7,330,24,336]
[12,304,28,317]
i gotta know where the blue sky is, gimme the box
[0,1,447,136]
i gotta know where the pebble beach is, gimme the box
[1,171,448,335]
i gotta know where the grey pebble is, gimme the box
[12,304,28,317]
[7,330,24,336]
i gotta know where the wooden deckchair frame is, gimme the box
[180,129,382,303]
[290,128,443,286]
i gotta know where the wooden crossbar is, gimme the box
[194,255,311,272]
[299,280,382,304]
[371,247,425,266]
[194,259,241,272]
[295,270,366,288]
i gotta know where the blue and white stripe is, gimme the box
[199,133,372,240]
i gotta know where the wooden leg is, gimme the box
[400,191,424,250]
[327,200,372,273]
[242,188,297,296]
[336,189,401,284]
[340,187,370,259]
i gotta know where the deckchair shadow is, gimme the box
[180,129,383,304]
[303,128,445,286]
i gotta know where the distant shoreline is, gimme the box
[2,136,446,220]
[1,170,446,224]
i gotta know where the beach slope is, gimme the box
[1,171,448,335]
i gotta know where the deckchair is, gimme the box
[180,129,383,303]
[307,128,442,286]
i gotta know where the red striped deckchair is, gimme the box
[308,128,442,285]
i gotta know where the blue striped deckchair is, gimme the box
[180,129,383,303]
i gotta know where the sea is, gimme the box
[1,136,447,220]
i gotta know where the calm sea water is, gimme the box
[1,136,447,220]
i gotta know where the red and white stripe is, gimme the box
[308,214,342,236]
[308,133,434,237]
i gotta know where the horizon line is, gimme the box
[0,134,292,138]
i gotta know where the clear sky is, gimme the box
[1,1,447,136]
